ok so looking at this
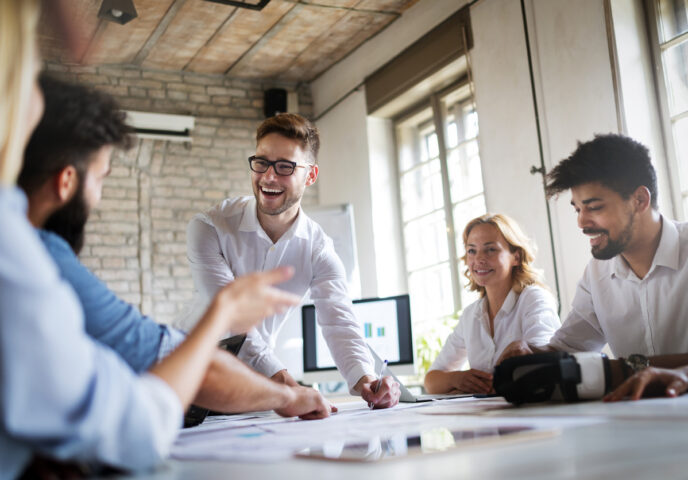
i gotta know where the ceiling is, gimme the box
[38,0,419,83]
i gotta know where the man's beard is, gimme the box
[586,213,634,260]
[256,195,300,216]
[253,182,303,217]
[43,184,90,255]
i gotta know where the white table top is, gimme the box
[119,396,688,480]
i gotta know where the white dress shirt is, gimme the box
[550,217,688,357]
[429,285,560,373]
[178,196,375,389]
[0,187,181,478]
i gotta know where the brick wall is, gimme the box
[45,62,317,325]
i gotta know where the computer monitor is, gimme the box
[301,294,415,384]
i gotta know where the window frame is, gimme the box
[392,77,483,318]
[645,0,688,221]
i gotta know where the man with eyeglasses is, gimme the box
[178,113,400,409]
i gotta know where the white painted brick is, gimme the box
[107,281,130,292]
[102,258,126,269]
[99,270,138,281]
[81,257,101,270]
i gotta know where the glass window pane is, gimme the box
[658,0,688,43]
[400,159,444,221]
[404,210,449,271]
[397,138,419,173]
[453,194,487,255]
[446,122,459,149]
[464,109,479,140]
[661,40,688,116]
[447,140,484,203]
[673,116,688,196]
[408,264,454,322]
[426,132,439,159]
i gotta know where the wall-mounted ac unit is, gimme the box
[124,111,194,142]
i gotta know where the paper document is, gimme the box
[171,398,603,463]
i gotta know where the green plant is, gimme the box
[414,311,461,377]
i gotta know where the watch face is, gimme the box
[627,354,650,372]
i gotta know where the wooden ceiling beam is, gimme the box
[182,6,239,71]
[132,0,189,66]
[277,0,398,80]
[79,19,107,64]
[224,2,301,75]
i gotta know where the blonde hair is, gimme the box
[461,213,545,297]
[0,0,40,185]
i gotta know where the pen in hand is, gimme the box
[369,359,388,410]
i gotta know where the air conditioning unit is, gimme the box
[124,110,194,142]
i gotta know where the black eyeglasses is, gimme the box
[248,156,308,176]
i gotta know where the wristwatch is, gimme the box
[621,354,650,376]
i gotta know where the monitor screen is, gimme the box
[302,294,413,373]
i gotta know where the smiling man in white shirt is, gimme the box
[499,134,688,383]
[180,113,400,408]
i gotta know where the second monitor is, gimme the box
[302,294,415,384]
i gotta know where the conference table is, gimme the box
[120,395,688,480]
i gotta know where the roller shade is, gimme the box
[364,6,473,115]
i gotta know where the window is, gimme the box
[395,82,486,334]
[652,0,688,217]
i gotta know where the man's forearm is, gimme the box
[649,354,688,369]
[593,355,688,391]
[271,369,299,387]
[530,344,557,354]
[193,349,293,413]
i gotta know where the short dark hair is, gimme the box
[18,73,132,194]
[256,113,319,163]
[546,134,658,209]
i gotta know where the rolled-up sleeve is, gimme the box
[0,279,183,472]
[157,327,188,362]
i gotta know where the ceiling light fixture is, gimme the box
[98,0,138,25]
[204,0,271,11]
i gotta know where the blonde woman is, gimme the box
[424,214,560,394]
[0,1,314,477]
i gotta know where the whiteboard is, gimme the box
[272,203,361,381]
[304,203,361,298]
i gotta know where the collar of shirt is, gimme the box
[238,196,310,244]
[611,215,679,280]
[478,288,518,332]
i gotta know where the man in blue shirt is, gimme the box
[17,74,331,420]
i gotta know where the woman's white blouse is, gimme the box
[428,285,560,373]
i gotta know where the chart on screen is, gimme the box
[314,298,401,367]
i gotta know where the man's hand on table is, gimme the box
[604,366,688,402]
[355,375,400,409]
[275,385,336,420]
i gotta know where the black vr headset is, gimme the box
[493,352,612,405]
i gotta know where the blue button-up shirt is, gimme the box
[38,230,186,373]
[0,187,181,479]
